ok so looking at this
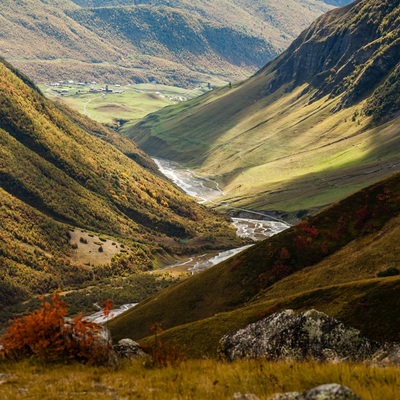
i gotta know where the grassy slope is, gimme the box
[0,0,336,85]
[126,0,400,213]
[0,59,241,308]
[148,277,400,359]
[108,171,400,351]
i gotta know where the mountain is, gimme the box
[126,0,400,215]
[108,161,400,357]
[0,0,348,86]
[0,58,241,309]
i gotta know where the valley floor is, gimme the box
[0,359,398,399]
[149,157,290,276]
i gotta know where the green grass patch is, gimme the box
[40,83,210,126]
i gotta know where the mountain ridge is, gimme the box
[0,0,348,85]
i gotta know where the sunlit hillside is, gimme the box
[127,0,400,214]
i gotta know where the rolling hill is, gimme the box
[0,58,241,311]
[126,0,400,215]
[0,0,349,86]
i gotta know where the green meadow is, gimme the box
[40,83,210,126]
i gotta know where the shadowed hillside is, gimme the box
[127,0,400,214]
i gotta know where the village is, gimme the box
[49,80,123,95]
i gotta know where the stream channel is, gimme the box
[88,158,290,323]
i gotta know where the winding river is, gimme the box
[153,158,290,273]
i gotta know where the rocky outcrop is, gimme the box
[271,384,362,400]
[113,338,147,359]
[262,0,400,115]
[219,309,381,362]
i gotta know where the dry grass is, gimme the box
[68,230,124,267]
[0,358,398,399]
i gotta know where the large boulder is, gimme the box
[63,318,118,367]
[113,338,147,359]
[271,384,362,400]
[219,309,380,362]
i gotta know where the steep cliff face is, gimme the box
[264,0,400,115]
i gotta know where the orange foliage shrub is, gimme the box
[0,292,114,365]
[143,323,185,368]
[101,298,114,319]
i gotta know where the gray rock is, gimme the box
[219,310,380,362]
[300,384,361,400]
[233,393,260,400]
[270,393,300,400]
[271,384,361,400]
[370,343,400,366]
[114,338,147,359]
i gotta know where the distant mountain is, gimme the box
[127,0,400,215]
[72,0,353,7]
[0,59,240,308]
[0,0,346,86]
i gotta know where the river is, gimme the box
[153,158,290,273]
[86,303,138,324]
[153,158,223,204]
